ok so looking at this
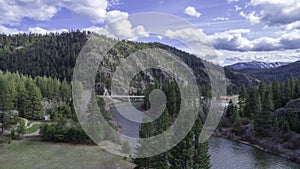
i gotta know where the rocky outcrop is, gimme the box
[274,98,300,120]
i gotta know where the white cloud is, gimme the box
[184,6,201,18]
[0,0,125,26]
[106,10,128,22]
[239,11,260,24]
[234,5,242,11]
[157,35,163,40]
[0,25,69,35]
[251,37,280,51]
[243,0,300,28]
[132,25,149,38]
[83,17,149,41]
[0,1,59,25]
[227,0,239,3]
[209,29,300,52]
[108,0,121,8]
[213,17,229,21]
[284,21,300,30]
[222,49,300,66]
[165,28,209,44]
[28,27,68,34]
[0,25,23,34]
[164,28,219,62]
[82,26,110,35]
[210,29,253,52]
[58,0,109,24]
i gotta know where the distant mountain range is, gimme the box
[225,61,290,70]
[229,60,300,82]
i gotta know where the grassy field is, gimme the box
[0,138,134,169]
[25,124,41,134]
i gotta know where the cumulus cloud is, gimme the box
[83,16,149,41]
[280,29,300,50]
[82,26,109,35]
[242,0,300,27]
[61,0,108,23]
[0,0,58,25]
[0,0,124,25]
[106,10,128,22]
[164,28,220,63]
[184,6,201,18]
[239,11,260,24]
[165,28,210,44]
[28,27,68,34]
[284,21,300,30]
[209,29,253,52]
[0,0,150,39]
[209,29,300,52]
[0,25,23,34]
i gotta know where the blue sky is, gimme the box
[1,0,300,65]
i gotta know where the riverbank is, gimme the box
[209,136,300,169]
[215,125,300,164]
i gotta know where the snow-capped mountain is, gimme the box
[225,61,290,70]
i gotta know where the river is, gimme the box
[110,102,300,169]
[209,137,300,169]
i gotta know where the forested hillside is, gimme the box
[0,31,86,81]
[0,32,257,94]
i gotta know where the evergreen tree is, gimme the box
[259,81,267,99]
[0,77,14,111]
[17,118,26,136]
[169,129,194,168]
[262,85,274,112]
[86,92,104,143]
[273,118,280,132]
[288,75,296,99]
[169,115,211,169]
[35,76,47,97]
[225,99,235,118]
[272,79,282,109]
[295,79,300,98]
[134,118,157,169]
[238,85,248,117]
[284,80,292,103]
[232,108,241,128]
[254,85,273,136]
[60,79,71,102]
[24,79,43,119]
[192,117,211,169]
[151,109,171,168]
[6,73,17,109]
[16,80,28,117]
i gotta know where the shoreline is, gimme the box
[214,130,300,165]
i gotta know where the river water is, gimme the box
[209,137,300,169]
[110,102,300,169]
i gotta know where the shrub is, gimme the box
[121,141,131,154]
[10,128,16,140]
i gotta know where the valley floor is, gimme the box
[0,137,134,169]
